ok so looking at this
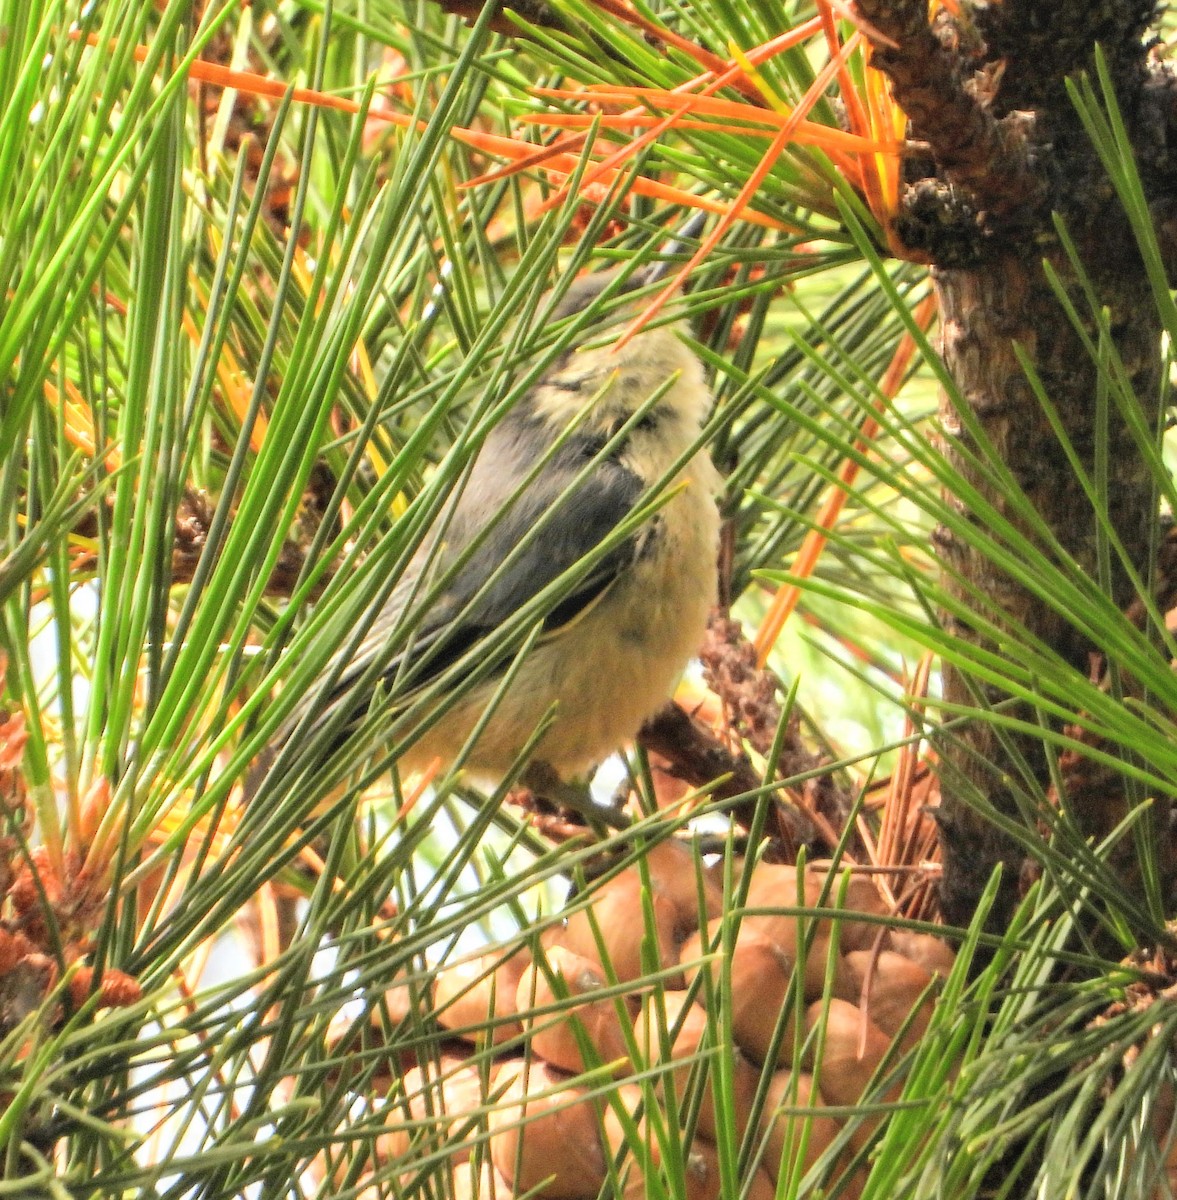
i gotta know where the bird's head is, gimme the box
[527,268,711,443]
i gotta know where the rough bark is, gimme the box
[856,0,1175,930]
[934,246,1163,928]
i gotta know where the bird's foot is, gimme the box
[519,761,629,834]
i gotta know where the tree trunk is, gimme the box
[934,246,1163,928]
[855,0,1175,929]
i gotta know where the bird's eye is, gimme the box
[605,411,659,442]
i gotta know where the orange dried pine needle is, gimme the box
[43,378,121,471]
[466,18,825,194]
[616,31,870,346]
[754,292,938,666]
[875,650,936,889]
[812,2,908,239]
[864,60,908,237]
[534,86,891,156]
[73,31,570,166]
[585,0,751,91]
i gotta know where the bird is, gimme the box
[251,265,721,827]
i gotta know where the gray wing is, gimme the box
[272,414,645,756]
